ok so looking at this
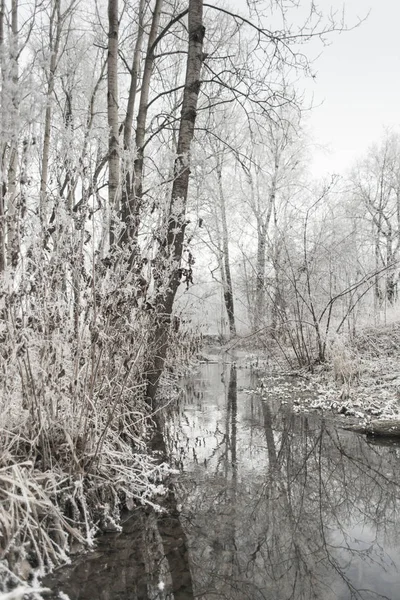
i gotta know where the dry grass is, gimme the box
[353,322,400,358]
[0,239,184,585]
[328,337,360,385]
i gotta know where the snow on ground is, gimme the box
[257,324,400,426]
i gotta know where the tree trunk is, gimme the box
[107,0,120,244]
[252,150,278,332]
[123,0,146,151]
[216,159,236,336]
[120,0,163,248]
[39,0,62,226]
[271,238,285,333]
[146,0,204,406]
[120,0,146,248]
[6,0,19,268]
[373,222,382,322]
[255,221,266,330]
[385,223,396,303]
[0,0,6,272]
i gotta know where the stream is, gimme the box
[46,355,400,600]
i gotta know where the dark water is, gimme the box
[47,358,400,600]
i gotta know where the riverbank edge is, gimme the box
[0,382,189,599]
[256,359,400,438]
[205,324,400,436]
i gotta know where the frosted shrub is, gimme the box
[327,336,360,397]
[0,229,172,578]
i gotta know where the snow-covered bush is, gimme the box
[0,227,175,578]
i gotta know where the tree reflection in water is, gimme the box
[45,495,195,600]
[45,428,195,600]
[173,361,400,600]
[47,360,400,600]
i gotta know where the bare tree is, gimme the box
[0,0,7,272]
[5,0,19,268]
[215,153,236,336]
[108,0,120,244]
[40,0,74,225]
[351,132,400,308]
[146,0,205,405]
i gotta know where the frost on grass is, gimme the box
[259,325,400,425]
[0,562,50,599]
[0,240,198,589]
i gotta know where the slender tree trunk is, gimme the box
[255,221,266,329]
[108,0,120,244]
[123,0,146,151]
[40,0,62,225]
[0,0,6,272]
[304,227,324,363]
[211,208,227,336]
[121,0,163,246]
[254,151,278,331]
[146,0,204,405]
[373,223,381,318]
[271,233,284,333]
[386,223,396,303]
[216,159,236,336]
[120,0,146,247]
[7,0,19,268]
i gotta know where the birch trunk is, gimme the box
[254,151,278,331]
[108,0,120,244]
[216,159,236,336]
[39,0,62,225]
[7,0,19,267]
[0,0,5,271]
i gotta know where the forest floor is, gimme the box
[257,323,400,428]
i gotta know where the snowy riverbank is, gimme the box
[257,324,400,431]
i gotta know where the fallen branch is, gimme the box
[345,420,400,437]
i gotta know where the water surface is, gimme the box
[48,358,400,600]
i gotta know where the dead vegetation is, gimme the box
[0,243,200,587]
[258,322,400,425]
[353,322,400,358]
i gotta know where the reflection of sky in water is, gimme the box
[331,524,400,600]
[180,363,271,470]
[174,360,400,600]
[47,357,400,600]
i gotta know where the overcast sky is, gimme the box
[300,0,400,177]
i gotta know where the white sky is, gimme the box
[301,0,400,177]
[228,0,400,178]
